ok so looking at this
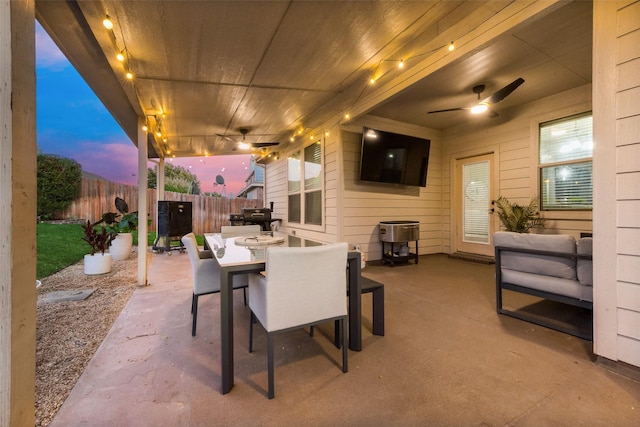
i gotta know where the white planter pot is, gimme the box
[110,232,133,260]
[84,253,112,275]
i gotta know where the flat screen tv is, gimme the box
[359,127,431,187]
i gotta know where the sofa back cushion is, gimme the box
[577,237,593,286]
[494,231,577,280]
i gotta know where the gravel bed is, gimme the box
[35,254,145,426]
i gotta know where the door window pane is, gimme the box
[463,161,489,244]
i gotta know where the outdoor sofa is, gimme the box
[494,231,593,340]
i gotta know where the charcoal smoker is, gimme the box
[153,201,192,253]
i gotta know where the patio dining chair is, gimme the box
[220,224,261,238]
[248,242,349,399]
[181,233,248,336]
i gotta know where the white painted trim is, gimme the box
[448,145,500,255]
[137,117,148,287]
[592,0,619,360]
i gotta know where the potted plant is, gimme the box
[493,196,546,233]
[98,197,139,260]
[81,220,116,275]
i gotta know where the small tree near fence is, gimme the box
[37,153,82,220]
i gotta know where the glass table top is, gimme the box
[204,232,322,267]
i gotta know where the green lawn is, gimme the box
[36,223,89,278]
[37,223,200,278]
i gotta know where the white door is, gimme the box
[455,154,495,256]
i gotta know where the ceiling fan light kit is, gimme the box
[217,128,281,152]
[427,77,525,117]
[470,103,489,114]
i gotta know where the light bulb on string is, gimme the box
[116,51,125,62]
[398,60,404,69]
[448,41,455,52]
[103,15,114,30]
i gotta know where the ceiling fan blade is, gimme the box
[427,107,468,114]
[252,142,279,148]
[216,133,237,142]
[483,77,524,105]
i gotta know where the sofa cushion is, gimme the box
[577,237,593,286]
[494,231,577,280]
[502,269,593,302]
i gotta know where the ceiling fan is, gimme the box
[427,77,525,116]
[217,128,280,151]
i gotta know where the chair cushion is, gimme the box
[494,231,577,280]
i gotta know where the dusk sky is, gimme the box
[35,23,251,196]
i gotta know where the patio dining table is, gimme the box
[204,232,363,394]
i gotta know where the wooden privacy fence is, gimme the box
[62,179,263,234]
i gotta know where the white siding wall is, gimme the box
[442,84,594,247]
[340,116,443,262]
[264,124,342,244]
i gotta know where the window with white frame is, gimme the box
[287,140,323,225]
[539,113,593,210]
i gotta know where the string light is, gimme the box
[116,51,125,62]
[398,60,404,69]
[102,15,114,30]
[344,113,350,120]
[142,125,148,131]
[449,41,455,51]
[126,71,133,80]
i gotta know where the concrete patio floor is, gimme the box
[50,251,640,426]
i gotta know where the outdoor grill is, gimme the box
[229,213,244,226]
[241,208,273,231]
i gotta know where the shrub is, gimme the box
[37,154,82,220]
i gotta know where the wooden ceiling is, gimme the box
[35,1,592,158]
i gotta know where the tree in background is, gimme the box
[37,154,82,220]
[147,163,201,194]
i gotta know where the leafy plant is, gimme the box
[37,154,82,220]
[98,197,139,233]
[81,220,116,255]
[493,196,546,233]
